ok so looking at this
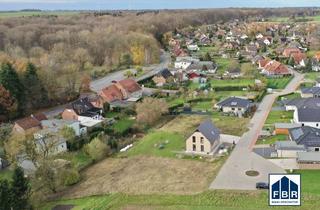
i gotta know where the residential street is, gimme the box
[210,71,304,190]
[43,51,171,118]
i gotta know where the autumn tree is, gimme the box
[73,48,91,71]
[0,85,17,120]
[0,63,24,114]
[136,97,168,125]
[80,74,91,93]
[84,137,110,161]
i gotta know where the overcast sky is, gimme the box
[1,0,320,11]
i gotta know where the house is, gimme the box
[62,97,103,128]
[186,120,220,155]
[289,126,320,152]
[152,69,174,87]
[223,67,242,78]
[187,61,217,74]
[283,47,301,57]
[285,98,320,128]
[256,33,264,39]
[187,72,207,84]
[215,97,252,117]
[99,79,142,104]
[245,45,258,55]
[174,59,192,70]
[187,44,200,51]
[13,113,47,134]
[290,52,307,68]
[263,36,273,46]
[258,58,271,69]
[300,87,320,98]
[261,60,291,76]
[275,141,306,158]
[274,123,301,135]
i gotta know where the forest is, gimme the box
[0,8,318,121]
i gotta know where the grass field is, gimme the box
[266,77,292,89]
[292,170,320,195]
[0,11,79,18]
[210,78,255,88]
[43,189,320,210]
[56,151,93,171]
[304,72,320,81]
[215,57,233,75]
[111,118,135,134]
[265,110,293,126]
[256,134,288,145]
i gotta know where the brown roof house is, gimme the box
[261,60,291,77]
[186,120,220,155]
[290,52,307,68]
[99,79,142,106]
[283,47,301,57]
[13,113,47,134]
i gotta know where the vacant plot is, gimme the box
[291,170,320,195]
[265,110,293,126]
[266,77,292,89]
[160,115,206,135]
[305,72,320,81]
[61,156,222,199]
[212,113,249,136]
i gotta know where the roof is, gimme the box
[297,152,320,162]
[187,61,216,71]
[289,126,320,147]
[286,98,320,109]
[283,47,301,57]
[71,97,102,117]
[275,141,305,151]
[195,120,220,144]
[291,52,307,64]
[15,113,47,130]
[41,119,78,132]
[301,87,320,95]
[157,68,173,79]
[216,97,251,109]
[259,58,271,68]
[118,79,141,94]
[297,108,320,122]
[275,123,301,129]
[263,60,289,75]
[100,84,123,103]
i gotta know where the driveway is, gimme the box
[210,71,304,190]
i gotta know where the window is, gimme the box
[200,137,204,144]
[238,108,241,111]
[316,148,320,152]
[193,144,196,151]
[232,108,235,111]
[317,124,319,127]
[201,145,204,152]
[302,123,305,126]
[192,136,196,143]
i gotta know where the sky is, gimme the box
[1,0,320,11]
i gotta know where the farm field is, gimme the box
[0,11,79,18]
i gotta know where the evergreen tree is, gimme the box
[23,63,48,109]
[305,59,312,72]
[0,179,12,210]
[0,63,24,114]
[11,167,31,210]
[288,56,295,67]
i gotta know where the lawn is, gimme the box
[291,170,320,195]
[210,78,255,88]
[122,131,185,158]
[111,118,135,134]
[215,57,232,75]
[265,110,293,126]
[0,168,13,181]
[191,100,213,111]
[266,77,293,89]
[43,190,320,210]
[256,134,288,145]
[304,72,320,81]
[56,151,93,171]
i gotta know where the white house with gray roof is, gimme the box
[186,120,220,155]
[275,141,306,158]
[300,87,320,98]
[215,97,252,117]
[289,126,320,152]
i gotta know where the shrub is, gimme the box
[59,168,80,186]
[84,137,110,161]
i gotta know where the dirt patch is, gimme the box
[63,156,220,199]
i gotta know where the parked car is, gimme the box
[256,182,269,189]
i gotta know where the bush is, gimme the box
[84,137,110,161]
[59,168,80,186]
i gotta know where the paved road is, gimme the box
[210,71,304,190]
[90,50,171,92]
[43,51,171,118]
